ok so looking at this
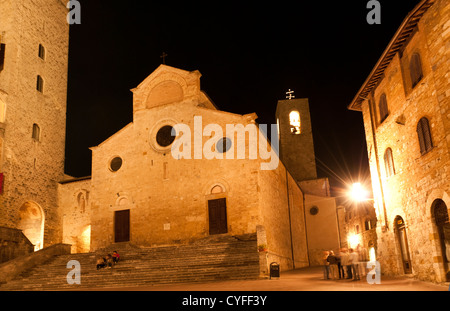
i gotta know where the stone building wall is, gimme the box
[359,0,450,282]
[58,178,91,253]
[258,160,309,271]
[303,193,341,266]
[0,0,69,248]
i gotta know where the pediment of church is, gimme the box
[131,65,216,113]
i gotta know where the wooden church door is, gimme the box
[114,210,130,242]
[208,198,228,235]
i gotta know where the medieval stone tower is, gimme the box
[276,98,317,183]
[0,0,69,250]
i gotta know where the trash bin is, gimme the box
[270,262,280,279]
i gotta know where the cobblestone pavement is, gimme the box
[92,266,449,291]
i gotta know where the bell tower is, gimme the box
[0,0,69,249]
[275,97,317,182]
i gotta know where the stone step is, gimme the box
[0,234,260,290]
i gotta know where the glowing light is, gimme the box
[348,234,360,249]
[289,111,301,134]
[369,247,376,262]
[350,182,368,202]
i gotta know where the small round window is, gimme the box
[109,157,123,172]
[156,125,176,147]
[216,137,232,153]
[310,206,319,216]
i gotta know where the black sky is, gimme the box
[65,0,421,191]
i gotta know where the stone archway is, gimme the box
[394,215,412,274]
[17,201,44,251]
[431,199,450,281]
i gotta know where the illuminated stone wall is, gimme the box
[0,0,69,248]
[359,0,450,283]
[58,178,91,253]
[64,65,311,272]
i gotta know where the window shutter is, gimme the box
[422,117,432,151]
[410,53,423,88]
[417,117,433,155]
[379,94,389,123]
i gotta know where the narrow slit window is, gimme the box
[38,44,45,60]
[36,75,44,93]
[384,148,395,177]
[0,43,5,72]
[32,123,40,141]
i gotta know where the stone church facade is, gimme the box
[349,0,450,283]
[59,65,340,271]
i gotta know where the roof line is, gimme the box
[348,0,435,111]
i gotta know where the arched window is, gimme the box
[432,199,449,280]
[77,192,86,213]
[384,148,395,177]
[211,185,224,194]
[32,123,40,141]
[38,44,45,60]
[379,93,389,123]
[394,216,412,274]
[410,53,423,88]
[417,117,433,155]
[289,111,301,134]
[365,219,371,231]
[36,75,44,93]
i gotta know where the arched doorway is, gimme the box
[17,202,44,251]
[394,216,412,274]
[431,199,450,281]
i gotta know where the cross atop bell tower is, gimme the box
[286,89,295,100]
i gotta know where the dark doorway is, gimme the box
[395,216,412,274]
[208,198,228,235]
[114,210,130,242]
[432,199,450,281]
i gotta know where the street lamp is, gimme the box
[349,182,369,202]
[350,182,373,202]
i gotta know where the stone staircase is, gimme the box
[0,234,260,290]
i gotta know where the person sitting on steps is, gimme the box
[96,256,106,270]
[112,251,120,264]
[106,254,114,268]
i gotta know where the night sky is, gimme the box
[65,0,421,193]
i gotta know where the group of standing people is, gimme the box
[96,251,120,270]
[322,246,367,281]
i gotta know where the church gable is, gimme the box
[131,65,216,113]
